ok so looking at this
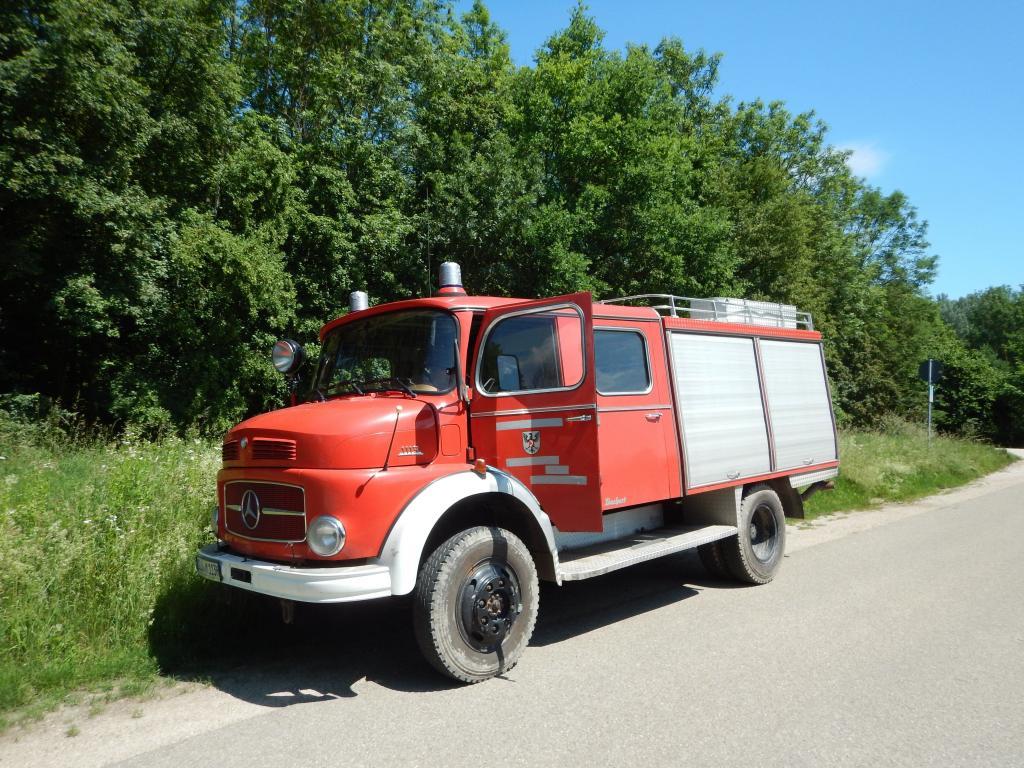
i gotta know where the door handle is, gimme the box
[566,414,593,423]
[645,413,662,422]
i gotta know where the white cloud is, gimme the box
[837,142,888,178]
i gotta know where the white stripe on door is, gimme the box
[530,475,588,486]
[506,455,560,467]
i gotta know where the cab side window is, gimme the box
[595,329,650,394]
[479,309,584,394]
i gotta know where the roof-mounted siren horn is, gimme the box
[438,262,467,296]
[349,290,369,312]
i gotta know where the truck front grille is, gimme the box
[223,481,306,543]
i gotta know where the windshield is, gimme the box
[312,310,458,397]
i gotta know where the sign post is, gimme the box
[918,359,944,442]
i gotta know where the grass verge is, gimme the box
[0,415,1016,730]
[0,416,220,731]
[803,422,1016,518]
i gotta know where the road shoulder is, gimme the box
[787,447,1023,553]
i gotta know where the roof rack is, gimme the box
[599,294,814,331]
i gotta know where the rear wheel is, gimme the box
[721,486,786,584]
[697,540,730,578]
[413,526,539,683]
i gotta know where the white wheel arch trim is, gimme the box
[381,467,560,595]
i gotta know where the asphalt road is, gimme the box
[3,456,1023,767]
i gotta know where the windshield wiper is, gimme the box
[358,377,416,397]
[318,377,415,399]
[319,379,364,397]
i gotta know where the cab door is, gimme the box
[470,293,602,532]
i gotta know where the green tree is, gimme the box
[0,0,968,438]
[938,286,1024,443]
[406,1,539,297]
[238,0,439,326]
[511,6,735,298]
[2,0,170,419]
[0,0,283,431]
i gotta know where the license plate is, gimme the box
[195,554,222,582]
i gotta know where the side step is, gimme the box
[557,524,737,582]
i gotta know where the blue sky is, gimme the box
[463,0,1023,298]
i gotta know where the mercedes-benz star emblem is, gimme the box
[240,489,261,530]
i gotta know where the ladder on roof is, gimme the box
[599,294,814,331]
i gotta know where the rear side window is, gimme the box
[479,308,584,394]
[595,329,650,394]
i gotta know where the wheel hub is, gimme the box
[459,562,521,652]
[749,503,779,563]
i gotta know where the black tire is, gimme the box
[721,485,786,584]
[413,526,539,683]
[697,540,730,578]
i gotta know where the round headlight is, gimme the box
[307,515,345,557]
[272,339,305,374]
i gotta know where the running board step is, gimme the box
[557,524,738,581]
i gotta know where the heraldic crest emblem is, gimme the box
[522,430,540,455]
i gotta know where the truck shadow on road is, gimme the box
[149,551,738,707]
[532,551,724,646]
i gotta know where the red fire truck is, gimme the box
[196,262,838,682]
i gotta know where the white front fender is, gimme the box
[381,467,560,595]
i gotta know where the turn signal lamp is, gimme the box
[473,458,487,475]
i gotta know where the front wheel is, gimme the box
[413,526,539,683]
[721,485,786,584]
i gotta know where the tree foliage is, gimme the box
[1,0,1002,439]
[937,286,1024,444]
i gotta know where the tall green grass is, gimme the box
[803,420,1015,517]
[0,415,219,726]
[0,412,1015,728]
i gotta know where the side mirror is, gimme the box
[272,339,306,375]
[496,354,521,391]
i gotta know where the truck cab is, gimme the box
[197,263,838,682]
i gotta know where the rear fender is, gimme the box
[380,467,560,595]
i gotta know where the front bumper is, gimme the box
[195,544,392,603]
